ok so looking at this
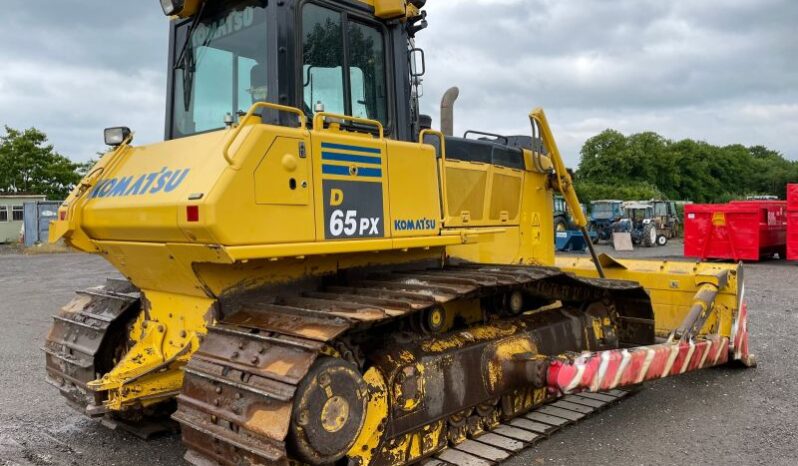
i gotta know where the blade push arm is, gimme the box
[530,108,604,277]
[529,108,586,228]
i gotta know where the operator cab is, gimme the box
[166,0,427,142]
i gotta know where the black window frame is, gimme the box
[164,0,276,141]
[11,205,23,222]
[0,206,7,222]
[296,0,394,135]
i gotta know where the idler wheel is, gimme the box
[288,357,368,465]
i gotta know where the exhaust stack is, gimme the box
[440,87,459,136]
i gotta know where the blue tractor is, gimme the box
[554,196,597,252]
[588,200,625,244]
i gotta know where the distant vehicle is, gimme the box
[553,195,596,251]
[589,200,624,243]
[746,195,779,201]
[615,202,659,247]
[553,195,569,233]
[651,200,680,243]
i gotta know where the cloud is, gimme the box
[416,0,798,165]
[0,0,795,167]
[0,1,168,160]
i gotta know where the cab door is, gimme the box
[299,2,392,241]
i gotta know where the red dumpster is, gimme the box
[684,201,787,261]
[788,184,798,211]
[789,212,798,261]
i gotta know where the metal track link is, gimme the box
[43,279,140,415]
[428,389,633,466]
[175,264,650,466]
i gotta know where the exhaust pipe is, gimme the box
[440,87,459,136]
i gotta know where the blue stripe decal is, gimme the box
[322,165,351,176]
[321,142,382,154]
[322,152,382,165]
[357,167,383,177]
[322,165,383,178]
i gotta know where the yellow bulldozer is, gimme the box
[44,1,754,465]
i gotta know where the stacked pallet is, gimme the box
[789,184,798,261]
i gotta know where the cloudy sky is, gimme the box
[0,0,796,167]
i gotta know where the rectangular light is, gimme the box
[186,205,199,222]
[160,0,201,18]
[160,0,183,16]
[104,127,132,146]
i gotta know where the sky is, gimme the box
[0,0,796,167]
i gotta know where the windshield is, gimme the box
[591,203,617,219]
[553,196,566,213]
[171,1,268,138]
[628,208,650,221]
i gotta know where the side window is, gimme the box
[0,206,7,222]
[12,206,23,221]
[302,4,345,115]
[238,56,262,114]
[191,48,234,133]
[347,21,387,124]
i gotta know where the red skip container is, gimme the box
[790,185,798,261]
[684,201,788,261]
[788,184,798,211]
[789,212,798,261]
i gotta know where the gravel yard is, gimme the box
[1,243,796,465]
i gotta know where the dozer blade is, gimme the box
[549,255,754,393]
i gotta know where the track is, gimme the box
[173,264,653,466]
[43,279,140,416]
[425,389,632,466]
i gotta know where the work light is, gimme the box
[104,127,132,147]
[160,0,183,16]
[159,0,201,17]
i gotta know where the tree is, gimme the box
[576,128,798,203]
[0,126,82,199]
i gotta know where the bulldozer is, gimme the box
[44,1,755,465]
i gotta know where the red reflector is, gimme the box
[59,211,67,221]
[187,206,199,222]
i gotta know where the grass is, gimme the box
[23,240,73,255]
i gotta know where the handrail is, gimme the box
[420,129,449,222]
[223,102,307,166]
[313,112,384,139]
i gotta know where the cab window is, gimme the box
[347,20,387,123]
[171,2,269,137]
[302,3,388,126]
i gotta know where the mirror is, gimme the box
[410,48,426,77]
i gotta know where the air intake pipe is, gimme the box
[440,87,459,136]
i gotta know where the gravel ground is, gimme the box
[1,244,796,465]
